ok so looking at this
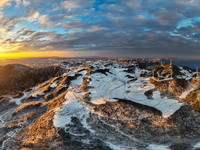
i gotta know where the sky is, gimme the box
[0,0,200,58]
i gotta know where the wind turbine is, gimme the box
[196,66,199,78]
[152,69,154,79]
[170,58,173,79]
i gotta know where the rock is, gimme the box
[144,89,154,99]
[169,143,192,150]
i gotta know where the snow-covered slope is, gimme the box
[1,59,200,150]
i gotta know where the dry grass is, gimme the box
[47,91,67,110]
[60,75,68,85]
[93,101,155,121]
[193,101,200,112]
[22,110,59,148]
[92,100,179,130]
[20,85,68,149]
[79,77,90,92]
[82,92,91,101]
[85,66,90,69]
[38,81,52,92]
[44,93,54,101]
[51,76,62,83]
[15,101,42,114]
[185,89,200,112]
[190,78,200,89]
[149,78,168,91]
[62,69,70,75]
[27,81,52,99]
[85,69,93,75]
[52,86,68,97]
[149,78,188,97]
[151,117,177,128]
[168,78,188,97]
[160,64,172,75]
[9,112,37,128]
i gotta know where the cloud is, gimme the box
[57,21,90,30]
[17,27,35,35]
[3,31,12,36]
[87,26,105,32]
[27,12,40,22]
[0,0,11,8]
[23,0,30,6]
[174,0,200,6]
[38,15,52,28]
[0,29,6,33]
[62,0,94,11]
[0,0,200,58]
[62,1,80,11]
[0,0,22,8]
[49,14,71,22]
[0,12,24,35]
[15,0,21,7]
[150,8,182,26]
[118,0,142,10]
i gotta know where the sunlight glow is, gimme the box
[0,51,72,58]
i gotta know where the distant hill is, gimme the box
[0,64,64,95]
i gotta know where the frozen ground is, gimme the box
[52,61,191,149]
[1,59,200,150]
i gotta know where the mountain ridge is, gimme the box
[1,59,200,150]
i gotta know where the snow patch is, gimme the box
[50,83,57,88]
[105,141,122,150]
[88,76,181,118]
[148,144,170,150]
[53,91,93,133]
[10,92,28,105]
[194,142,200,148]
[54,91,83,127]
[62,73,68,76]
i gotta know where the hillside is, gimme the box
[0,64,64,95]
[1,59,200,150]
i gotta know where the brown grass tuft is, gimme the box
[47,91,67,110]
[52,86,68,97]
[82,92,91,101]
[190,78,200,89]
[185,89,200,112]
[22,110,59,148]
[79,77,90,92]
[15,101,42,114]
[151,117,177,128]
[9,112,37,128]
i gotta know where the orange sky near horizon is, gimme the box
[0,51,74,58]
[0,50,113,58]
